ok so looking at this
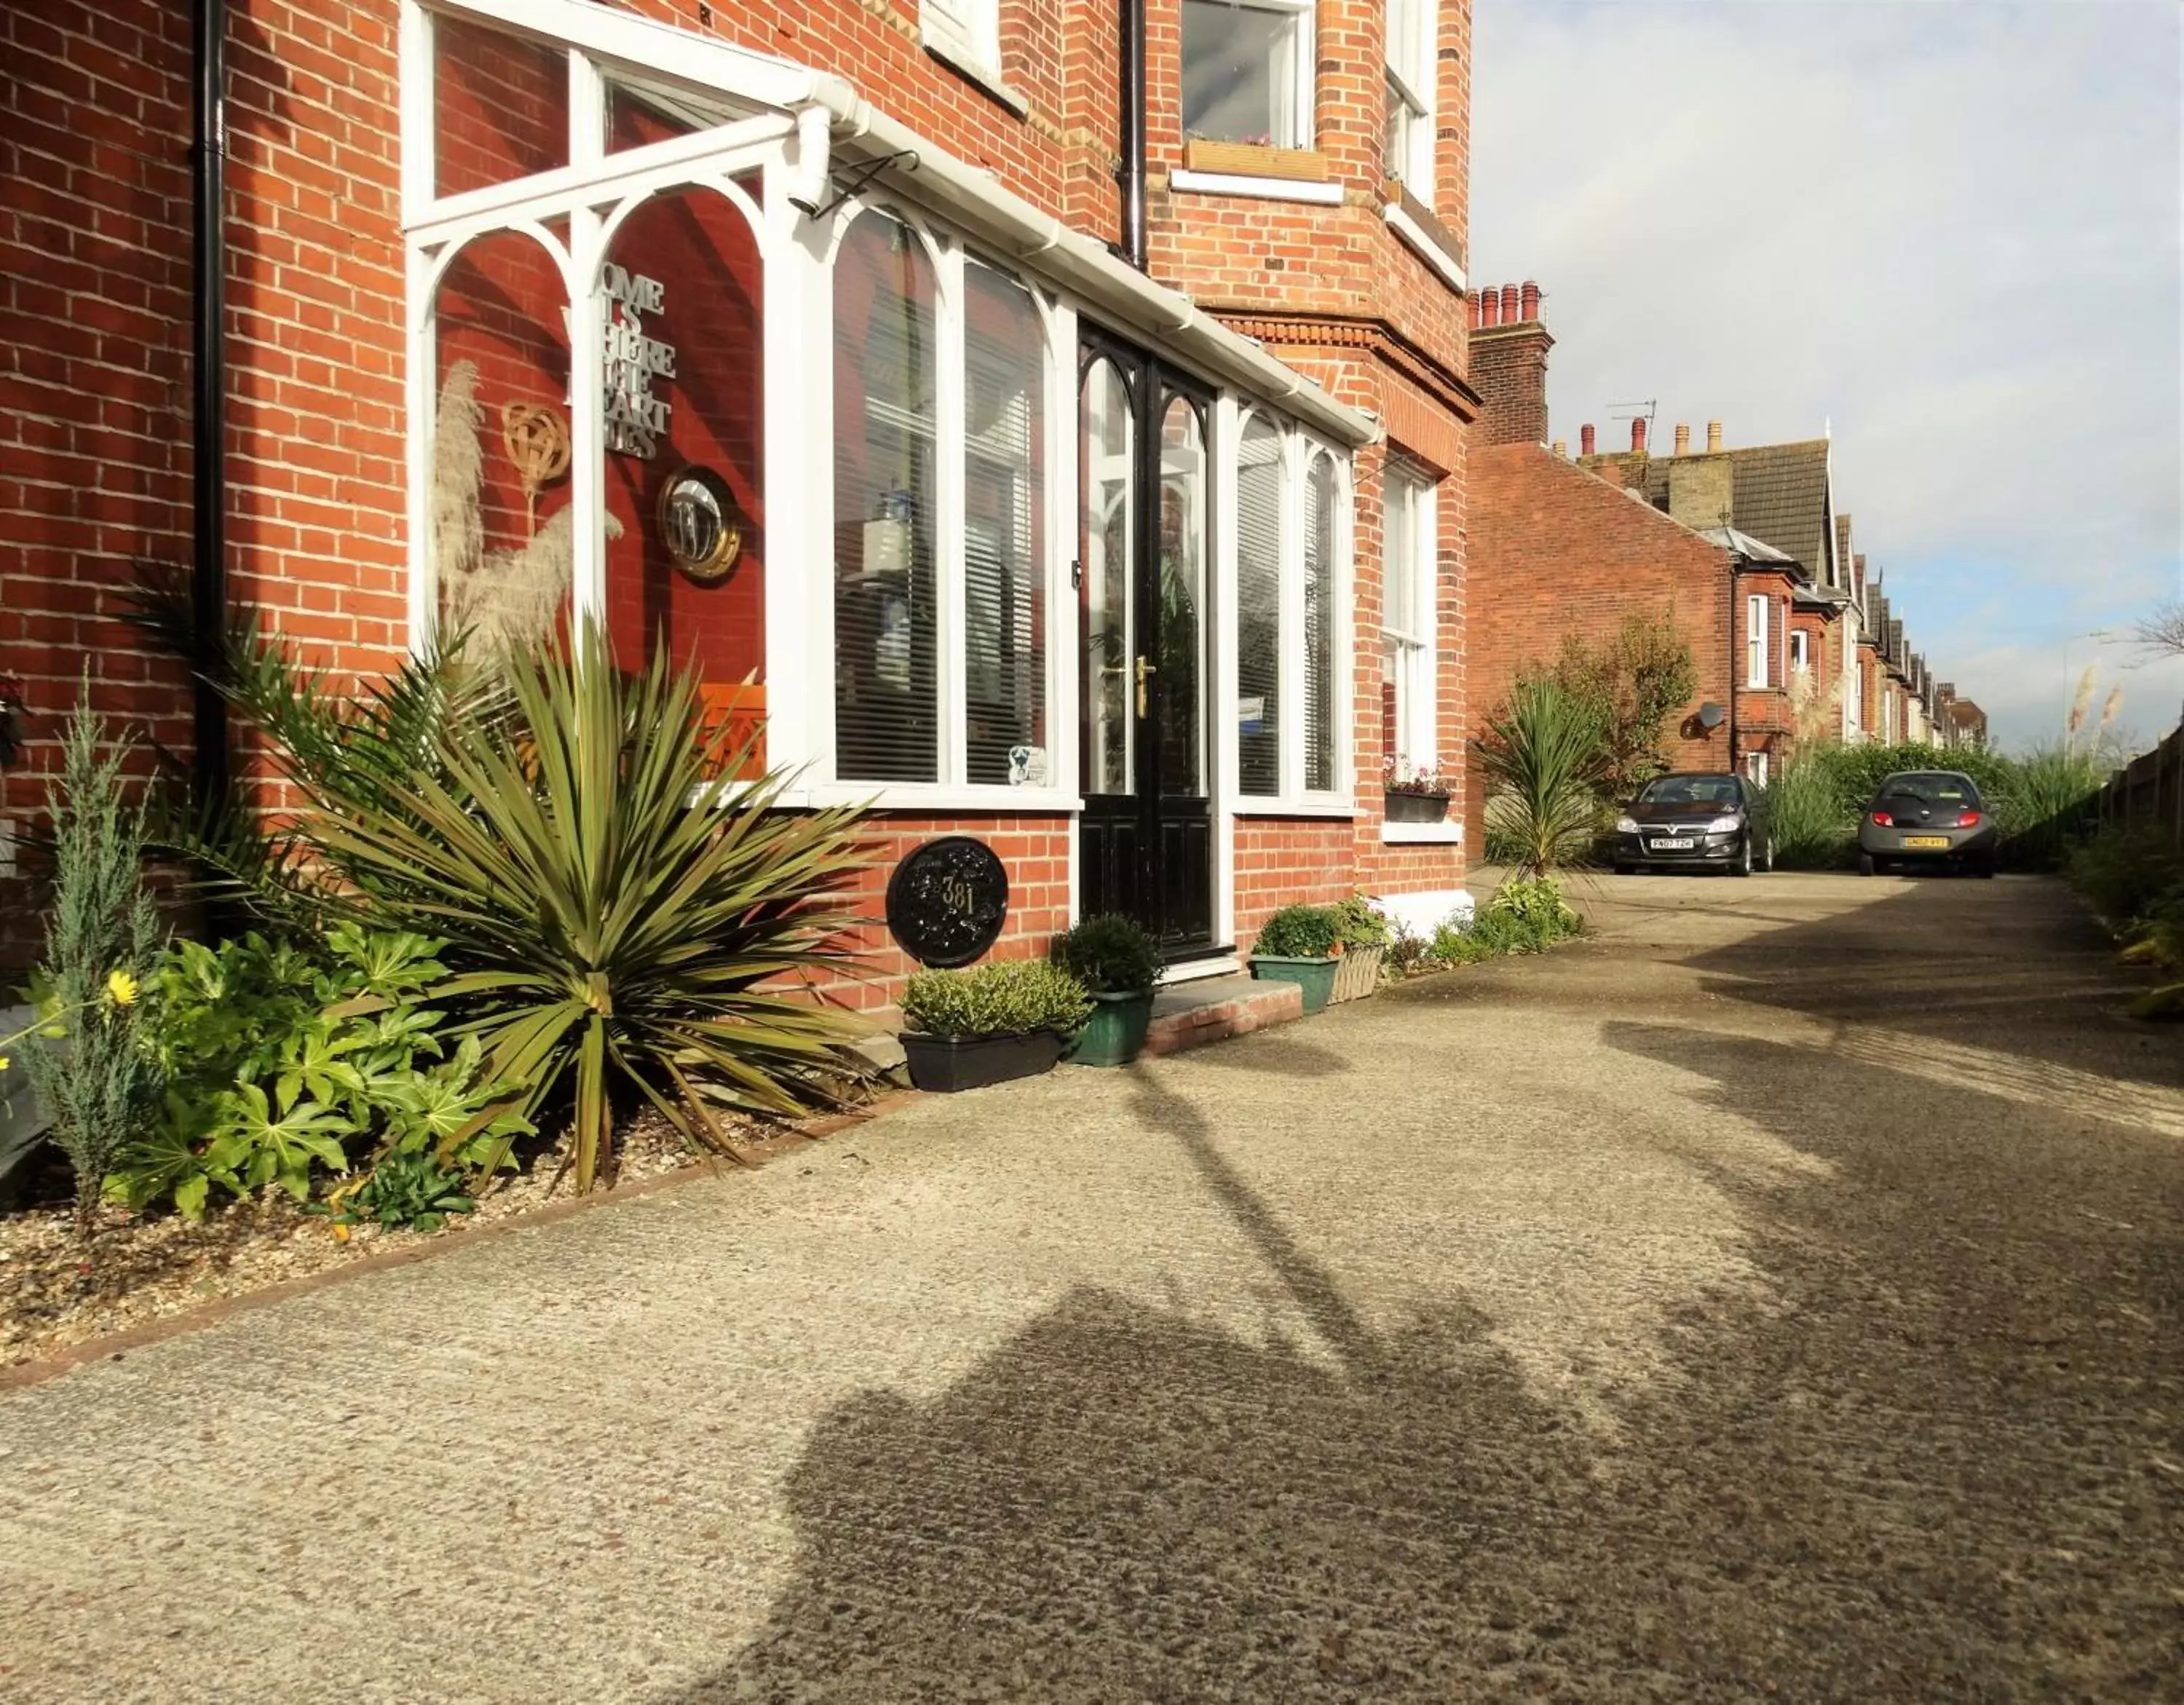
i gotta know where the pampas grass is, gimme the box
[431,360,484,589]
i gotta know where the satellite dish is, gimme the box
[1697,702,1725,729]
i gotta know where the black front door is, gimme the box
[1078,334,1216,955]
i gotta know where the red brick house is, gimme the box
[1463,286,1824,844]
[1,0,1484,989]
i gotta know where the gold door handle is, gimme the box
[1134,654,1157,716]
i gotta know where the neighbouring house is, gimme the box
[1934,683,1990,748]
[1465,291,1825,848]
[1,0,1484,992]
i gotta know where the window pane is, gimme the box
[1158,396,1208,797]
[1081,360,1133,796]
[1303,452,1337,791]
[431,228,571,655]
[600,184,765,755]
[1235,416,1283,796]
[606,76,749,154]
[433,13,568,199]
[834,213,939,783]
[1183,0,1300,149]
[963,264,1047,787]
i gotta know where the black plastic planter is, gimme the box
[1383,790,1450,824]
[900,1029,1065,1093]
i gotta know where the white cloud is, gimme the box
[1473,0,2184,749]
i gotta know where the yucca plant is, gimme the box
[1477,678,1612,877]
[287,625,873,1191]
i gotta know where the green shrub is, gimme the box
[114,923,527,1222]
[2068,828,2184,937]
[12,687,165,1243]
[1762,756,1857,870]
[1333,893,1394,949]
[256,626,871,1193]
[1428,879,1582,966]
[1253,903,1343,959]
[320,1148,476,1233]
[1050,914,1164,995]
[901,960,1093,1038]
[1476,679,1612,876]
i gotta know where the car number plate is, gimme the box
[1649,837,1696,850]
[1902,836,1950,848]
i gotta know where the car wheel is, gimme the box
[1732,836,1753,877]
[1976,855,1996,879]
[1762,836,1776,874]
[1858,852,1876,877]
[1612,863,1635,876]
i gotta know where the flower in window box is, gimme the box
[1382,756,1450,796]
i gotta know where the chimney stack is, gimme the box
[1479,288,1500,328]
[1550,438,1567,458]
[1630,418,1648,454]
[1706,419,1722,453]
[1500,282,1519,323]
[1469,280,1556,448]
[1519,280,1540,322]
[1673,422,1690,456]
[1579,423,1596,456]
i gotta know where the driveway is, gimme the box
[3,873,2180,1701]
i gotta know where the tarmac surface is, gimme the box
[3,871,2180,1702]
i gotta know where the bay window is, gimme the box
[1382,461,1436,779]
[1384,0,1435,193]
[1182,0,1315,150]
[1232,416,1350,803]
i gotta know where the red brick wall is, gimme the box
[1464,443,1740,842]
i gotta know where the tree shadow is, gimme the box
[661,1034,2182,1702]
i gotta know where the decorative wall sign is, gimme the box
[885,836,1010,968]
[657,465,743,584]
[601,263,676,459]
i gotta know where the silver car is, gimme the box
[1856,770,1997,877]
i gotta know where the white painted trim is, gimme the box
[1380,821,1463,845]
[1235,801,1356,820]
[1382,201,1466,293]
[937,240,969,788]
[398,1,433,225]
[1169,170,1345,206]
[777,785,1084,814]
[1160,954,1242,986]
[1212,390,1241,960]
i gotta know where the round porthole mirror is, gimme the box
[657,464,743,584]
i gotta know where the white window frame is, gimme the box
[1381,459,1437,791]
[1746,592,1769,688]
[922,0,1024,113]
[1744,751,1769,788]
[1181,0,1318,154]
[1227,409,1355,812]
[1383,0,1436,195]
[1789,627,1810,673]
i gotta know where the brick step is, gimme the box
[1139,972,1302,1058]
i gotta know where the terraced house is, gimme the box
[1,0,1482,992]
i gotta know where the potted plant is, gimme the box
[1051,914,1165,1067]
[1384,756,1452,823]
[898,960,1094,1093]
[1330,893,1393,1003]
[1248,903,1345,1015]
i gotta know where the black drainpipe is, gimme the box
[1118,0,1147,268]
[1725,559,1740,769]
[190,0,230,819]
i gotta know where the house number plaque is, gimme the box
[885,836,1010,968]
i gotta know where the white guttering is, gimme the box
[432,0,1378,451]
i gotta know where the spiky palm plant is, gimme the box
[289,626,871,1191]
[1477,678,1612,878]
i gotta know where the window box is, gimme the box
[1247,953,1340,1016]
[1383,788,1449,823]
[1182,139,1328,182]
[899,1029,1064,1093]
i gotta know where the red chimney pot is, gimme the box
[1631,418,1648,454]
[1519,280,1540,322]
[1579,423,1597,456]
[1479,289,1500,327]
[1500,282,1520,323]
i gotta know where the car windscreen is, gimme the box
[1634,776,1741,807]
[1875,773,1980,807]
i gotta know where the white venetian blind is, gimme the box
[1235,416,1283,796]
[1303,451,1337,792]
[962,262,1046,786]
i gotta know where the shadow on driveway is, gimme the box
[663,1028,2182,1701]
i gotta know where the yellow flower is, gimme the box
[0,1055,9,1073]
[105,969,139,1009]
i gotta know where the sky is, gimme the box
[1471,0,2184,751]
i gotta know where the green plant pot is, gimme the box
[1249,954,1340,1016]
[1067,989,1155,1067]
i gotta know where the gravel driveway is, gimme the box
[3,871,2179,1701]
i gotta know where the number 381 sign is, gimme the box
[885,836,1010,968]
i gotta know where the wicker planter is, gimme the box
[1249,954,1340,1016]
[1384,790,1450,824]
[899,1029,1064,1093]
[1067,991,1155,1068]
[1329,944,1385,1004]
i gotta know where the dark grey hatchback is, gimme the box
[1610,772,1770,876]
[1857,770,1996,877]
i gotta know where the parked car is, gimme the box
[1610,772,1770,877]
[1857,770,1996,877]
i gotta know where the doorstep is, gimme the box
[1140,973,1304,1059]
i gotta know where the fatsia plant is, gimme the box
[293,625,873,1191]
[1477,677,1613,878]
